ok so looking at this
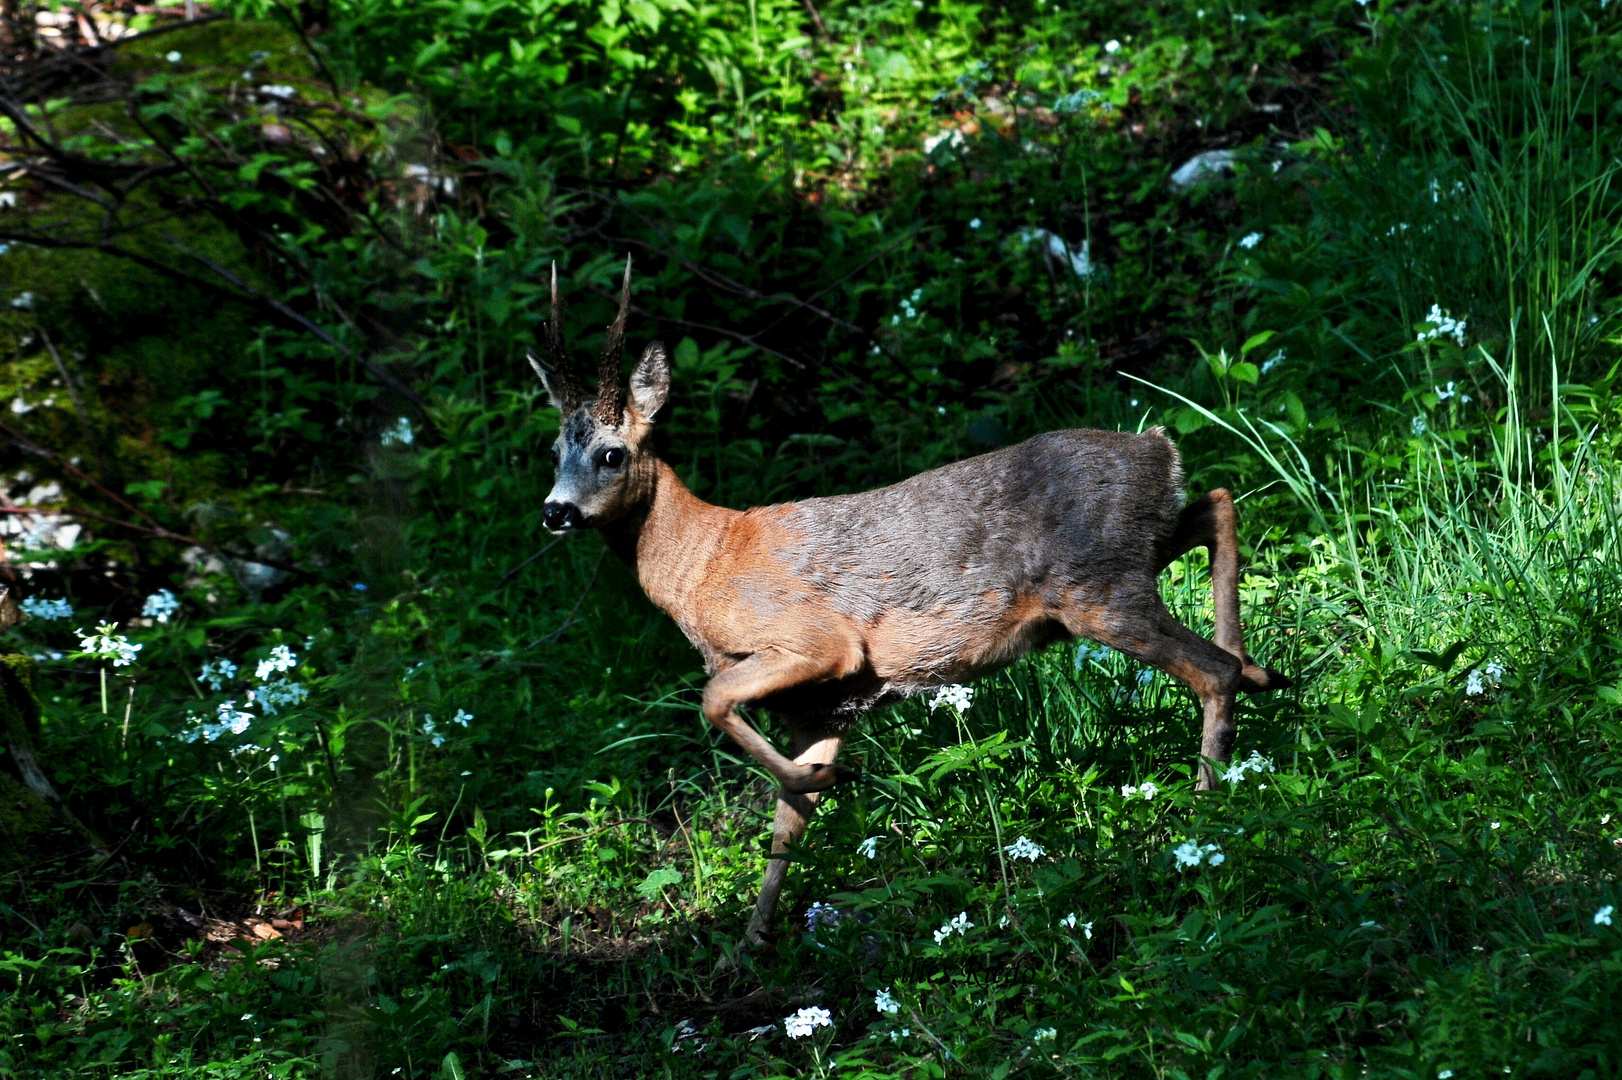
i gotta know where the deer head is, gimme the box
[530,257,670,533]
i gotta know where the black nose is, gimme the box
[543,502,581,531]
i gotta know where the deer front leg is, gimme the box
[701,646,862,795]
[748,729,844,944]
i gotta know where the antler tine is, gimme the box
[530,261,585,410]
[591,254,633,423]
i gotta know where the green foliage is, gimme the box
[3,0,1622,1077]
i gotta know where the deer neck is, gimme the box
[601,459,736,617]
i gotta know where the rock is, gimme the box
[1169,149,1236,190]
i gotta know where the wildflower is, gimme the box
[1059,912,1077,929]
[1411,415,1428,437]
[933,911,974,944]
[857,836,881,859]
[259,85,296,100]
[805,901,842,930]
[784,1006,832,1038]
[1238,231,1263,249]
[165,50,182,63]
[1417,304,1468,347]
[452,709,473,726]
[1261,348,1285,375]
[200,658,238,691]
[968,218,983,229]
[928,684,974,712]
[1597,905,1614,926]
[251,679,308,715]
[1466,661,1505,696]
[380,417,414,447]
[217,700,254,736]
[1082,920,1094,939]
[1103,39,1121,53]
[1121,781,1158,800]
[141,589,181,623]
[77,623,141,667]
[255,645,296,680]
[20,596,72,620]
[422,715,445,748]
[875,988,901,1015]
[1222,750,1275,784]
[1438,1071,1453,1079]
[1004,835,1045,861]
[1173,840,1224,869]
[1490,821,1501,830]
[1032,1027,1056,1043]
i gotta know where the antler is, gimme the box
[528,261,586,411]
[590,254,633,424]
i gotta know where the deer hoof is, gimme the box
[1237,662,1292,693]
[784,761,860,794]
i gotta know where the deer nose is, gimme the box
[543,502,581,532]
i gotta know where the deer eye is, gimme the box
[599,447,625,469]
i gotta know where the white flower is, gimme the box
[1466,661,1505,696]
[784,1006,832,1038]
[20,596,72,620]
[1173,841,1224,870]
[857,836,881,859]
[1597,905,1615,926]
[1120,781,1158,800]
[875,989,900,1015]
[77,623,142,667]
[217,700,254,736]
[200,658,238,691]
[1059,912,1077,929]
[1222,750,1275,784]
[381,417,415,447]
[968,218,982,229]
[1417,303,1468,347]
[1438,1071,1453,1079]
[422,714,445,747]
[1004,835,1045,861]
[1032,1026,1056,1043]
[255,645,296,680]
[1238,231,1263,249]
[1103,39,1121,53]
[928,684,974,712]
[251,678,308,715]
[1411,415,1428,437]
[923,129,966,154]
[1261,348,1286,375]
[165,50,182,63]
[933,911,974,944]
[452,709,473,726]
[1435,381,1457,401]
[259,84,297,100]
[1082,920,1093,939]
[141,589,181,623]
[805,901,841,929]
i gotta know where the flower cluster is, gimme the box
[1597,905,1614,927]
[380,417,415,447]
[141,589,180,623]
[805,901,842,930]
[200,658,238,691]
[421,709,472,748]
[933,911,974,944]
[1238,231,1264,249]
[77,623,141,667]
[252,679,309,715]
[1222,750,1276,784]
[783,1006,832,1039]
[1173,840,1226,869]
[1058,912,1092,937]
[20,595,72,620]
[1434,380,1473,405]
[1120,781,1159,800]
[1004,835,1045,861]
[928,684,974,712]
[874,988,900,1015]
[255,645,297,680]
[1032,1027,1057,1043]
[1465,661,1506,696]
[182,700,256,743]
[1417,303,1468,347]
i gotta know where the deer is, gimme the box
[530,258,1291,943]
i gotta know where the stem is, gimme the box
[100,667,107,715]
[120,683,134,748]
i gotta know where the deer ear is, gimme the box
[629,341,670,419]
[528,351,570,412]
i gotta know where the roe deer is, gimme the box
[531,258,1291,942]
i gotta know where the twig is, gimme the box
[497,537,563,587]
[527,547,607,648]
[36,326,104,474]
[582,282,807,370]
[532,816,656,852]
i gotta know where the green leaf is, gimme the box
[918,730,1020,784]
[635,867,682,901]
[627,0,660,30]
[1227,362,1259,385]
[1240,330,1276,356]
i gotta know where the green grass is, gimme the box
[3,0,1622,1077]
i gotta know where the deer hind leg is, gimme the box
[747,728,844,945]
[701,646,861,795]
[1062,587,1243,791]
[1159,489,1291,694]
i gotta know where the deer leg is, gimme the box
[1062,589,1243,791]
[747,728,844,945]
[701,647,862,795]
[1159,490,1290,694]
